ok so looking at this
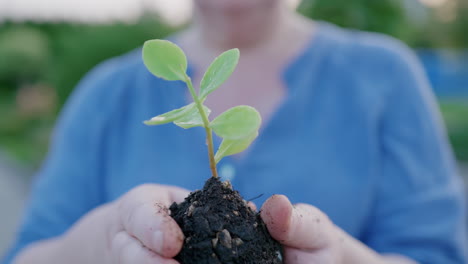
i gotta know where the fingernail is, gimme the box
[153,230,164,253]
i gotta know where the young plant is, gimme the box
[142,40,261,178]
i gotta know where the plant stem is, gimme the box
[185,76,219,178]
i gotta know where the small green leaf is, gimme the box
[142,39,188,81]
[210,106,261,140]
[174,105,211,129]
[215,131,258,163]
[199,49,239,99]
[144,103,195,125]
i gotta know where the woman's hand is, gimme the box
[260,195,418,264]
[105,184,189,263]
[14,184,189,264]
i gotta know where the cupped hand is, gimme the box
[108,184,189,264]
[260,195,417,264]
[13,184,190,264]
[260,195,342,264]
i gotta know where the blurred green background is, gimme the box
[0,0,467,169]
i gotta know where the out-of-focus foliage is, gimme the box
[0,27,50,84]
[408,0,468,48]
[298,0,412,41]
[0,17,175,165]
[440,102,468,161]
[452,1,468,49]
[298,0,468,49]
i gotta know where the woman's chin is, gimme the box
[194,0,279,14]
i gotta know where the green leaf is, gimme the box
[144,103,195,125]
[210,106,261,140]
[142,39,188,81]
[174,105,211,129]
[199,48,239,99]
[215,131,258,163]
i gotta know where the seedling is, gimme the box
[142,40,261,178]
[141,40,281,264]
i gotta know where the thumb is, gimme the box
[260,195,337,250]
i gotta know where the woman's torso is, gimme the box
[99,23,390,240]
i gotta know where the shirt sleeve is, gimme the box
[2,59,124,263]
[364,42,468,263]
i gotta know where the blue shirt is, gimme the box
[4,22,467,263]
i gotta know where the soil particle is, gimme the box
[170,177,282,264]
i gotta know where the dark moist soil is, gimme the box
[170,177,282,264]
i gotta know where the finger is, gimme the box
[283,247,315,264]
[260,195,337,250]
[282,246,337,264]
[248,201,257,211]
[167,185,191,204]
[118,184,189,258]
[111,231,179,264]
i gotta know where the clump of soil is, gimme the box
[170,177,282,264]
